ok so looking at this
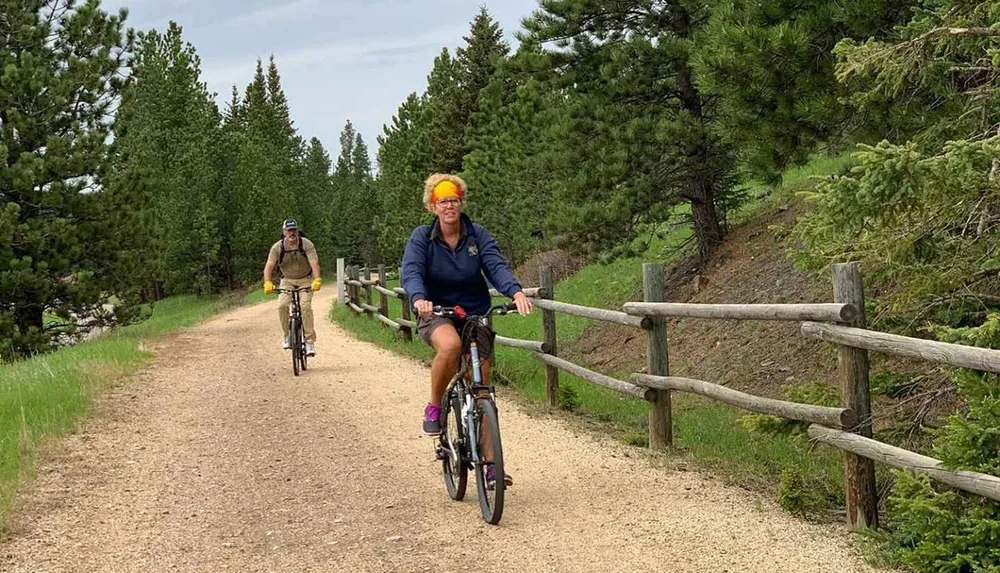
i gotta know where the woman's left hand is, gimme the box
[512,291,533,315]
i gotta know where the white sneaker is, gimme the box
[282,336,291,350]
[306,341,316,356]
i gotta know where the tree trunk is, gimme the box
[689,188,723,262]
[667,10,725,264]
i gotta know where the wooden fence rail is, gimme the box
[532,352,651,400]
[495,335,549,353]
[623,302,856,323]
[336,258,1000,532]
[808,425,1000,503]
[802,321,1000,374]
[633,373,857,429]
[534,298,647,328]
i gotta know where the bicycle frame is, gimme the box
[274,286,311,375]
[447,326,494,466]
[436,304,513,462]
[275,286,310,327]
[432,302,518,525]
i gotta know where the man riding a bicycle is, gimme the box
[263,218,322,356]
[401,174,531,486]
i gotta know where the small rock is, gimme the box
[692,275,708,294]
[386,536,403,543]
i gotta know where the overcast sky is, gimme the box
[102,0,541,166]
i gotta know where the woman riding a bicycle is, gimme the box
[401,173,532,485]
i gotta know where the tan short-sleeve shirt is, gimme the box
[268,237,318,279]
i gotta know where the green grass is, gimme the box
[730,152,855,227]
[332,191,847,511]
[0,289,266,523]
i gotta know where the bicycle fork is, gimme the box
[463,342,484,465]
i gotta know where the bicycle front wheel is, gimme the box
[299,323,308,372]
[475,399,504,525]
[290,318,301,376]
[440,391,467,501]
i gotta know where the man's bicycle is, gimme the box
[274,286,311,376]
[432,302,517,525]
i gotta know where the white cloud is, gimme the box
[200,24,463,89]
[226,0,322,27]
[279,26,464,69]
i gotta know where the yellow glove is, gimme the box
[264,280,275,295]
[311,277,322,292]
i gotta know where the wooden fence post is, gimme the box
[348,266,359,311]
[377,264,389,326]
[361,266,372,316]
[337,258,345,305]
[540,266,558,408]
[832,262,878,530]
[643,263,672,449]
[399,260,413,342]
[345,266,353,309]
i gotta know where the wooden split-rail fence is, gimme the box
[336,258,1000,531]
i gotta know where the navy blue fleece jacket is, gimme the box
[401,214,522,315]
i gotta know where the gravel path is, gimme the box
[1,291,887,572]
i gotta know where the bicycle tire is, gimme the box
[299,321,308,372]
[474,399,504,525]
[440,391,467,501]
[291,317,300,376]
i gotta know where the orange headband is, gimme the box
[431,180,462,202]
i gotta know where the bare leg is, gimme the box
[429,324,461,406]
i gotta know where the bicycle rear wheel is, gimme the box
[474,399,504,525]
[290,317,301,376]
[440,390,467,500]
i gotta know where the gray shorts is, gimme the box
[417,316,495,361]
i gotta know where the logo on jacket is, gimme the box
[468,244,479,257]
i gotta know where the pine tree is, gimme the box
[423,48,464,173]
[336,120,357,175]
[113,22,224,296]
[351,133,372,181]
[0,0,136,358]
[454,7,510,155]
[333,121,379,264]
[692,0,912,181]
[301,137,336,269]
[374,93,434,263]
[229,56,304,284]
[266,55,298,148]
[522,0,736,261]
[462,46,560,264]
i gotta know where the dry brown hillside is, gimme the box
[566,202,959,437]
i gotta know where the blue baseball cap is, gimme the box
[283,218,297,230]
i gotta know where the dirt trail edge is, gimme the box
[2,291,884,573]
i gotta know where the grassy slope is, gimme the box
[332,154,855,514]
[0,289,267,522]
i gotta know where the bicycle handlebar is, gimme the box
[273,286,313,294]
[430,302,519,319]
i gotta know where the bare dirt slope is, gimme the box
[2,290,887,572]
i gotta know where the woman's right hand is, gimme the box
[415,299,434,318]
